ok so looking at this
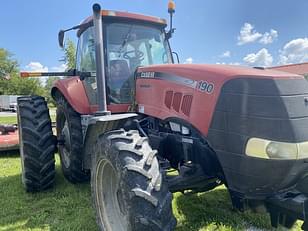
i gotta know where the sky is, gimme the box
[0,0,308,73]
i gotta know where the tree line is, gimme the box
[0,40,76,106]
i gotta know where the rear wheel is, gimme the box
[55,94,89,183]
[17,96,56,192]
[91,129,176,231]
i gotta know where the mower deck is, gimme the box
[0,129,19,151]
[0,122,57,152]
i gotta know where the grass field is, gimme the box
[0,116,302,231]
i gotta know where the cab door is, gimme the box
[76,27,98,106]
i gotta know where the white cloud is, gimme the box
[216,62,241,66]
[220,51,231,58]
[237,23,262,45]
[184,57,193,64]
[279,38,308,64]
[228,62,241,66]
[51,64,67,72]
[243,48,273,67]
[237,23,278,45]
[25,62,48,72]
[259,29,278,44]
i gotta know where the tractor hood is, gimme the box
[136,63,304,137]
[136,64,308,198]
[137,63,301,83]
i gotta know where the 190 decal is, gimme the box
[196,81,214,94]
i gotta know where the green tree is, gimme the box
[43,39,77,106]
[304,74,308,80]
[44,76,60,105]
[63,39,76,70]
[0,48,44,96]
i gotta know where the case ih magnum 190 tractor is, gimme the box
[18,2,308,231]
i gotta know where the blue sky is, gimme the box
[0,0,307,72]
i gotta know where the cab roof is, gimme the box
[81,10,167,27]
[77,10,167,37]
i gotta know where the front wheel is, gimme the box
[91,129,176,231]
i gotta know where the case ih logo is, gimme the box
[140,72,155,78]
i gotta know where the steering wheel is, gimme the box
[123,50,144,60]
[109,94,121,104]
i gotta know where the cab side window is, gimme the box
[76,27,96,72]
[76,27,97,105]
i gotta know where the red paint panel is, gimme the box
[90,104,131,113]
[80,10,166,30]
[53,78,131,115]
[269,62,308,75]
[52,77,91,114]
[136,64,303,136]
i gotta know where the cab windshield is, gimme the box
[106,23,172,103]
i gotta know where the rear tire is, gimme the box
[55,94,89,183]
[17,96,56,192]
[91,129,176,231]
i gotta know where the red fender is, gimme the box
[51,77,91,114]
[51,77,131,114]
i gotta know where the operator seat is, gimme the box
[109,60,130,81]
[108,60,132,103]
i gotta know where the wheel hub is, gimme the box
[61,121,71,168]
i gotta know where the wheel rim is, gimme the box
[61,121,71,168]
[95,159,128,231]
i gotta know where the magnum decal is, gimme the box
[137,72,214,94]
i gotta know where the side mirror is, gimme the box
[172,51,180,63]
[58,30,65,48]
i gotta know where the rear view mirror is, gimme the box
[58,30,65,48]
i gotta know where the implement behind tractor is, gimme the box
[0,125,18,152]
[17,2,308,230]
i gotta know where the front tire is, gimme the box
[17,96,56,192]
[91,129,176,231]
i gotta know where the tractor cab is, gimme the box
[74,11,173,106]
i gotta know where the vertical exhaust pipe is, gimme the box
[92,3,110,115]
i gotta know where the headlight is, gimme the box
[245,138,308,159]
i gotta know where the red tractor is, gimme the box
[18,2,308,230]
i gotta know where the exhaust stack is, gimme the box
[92,3,110,115]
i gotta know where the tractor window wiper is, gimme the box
[117,25,134,56]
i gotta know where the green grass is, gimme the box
[0,115,18,124]
[0,116,303,230]
[0,111,56,125]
